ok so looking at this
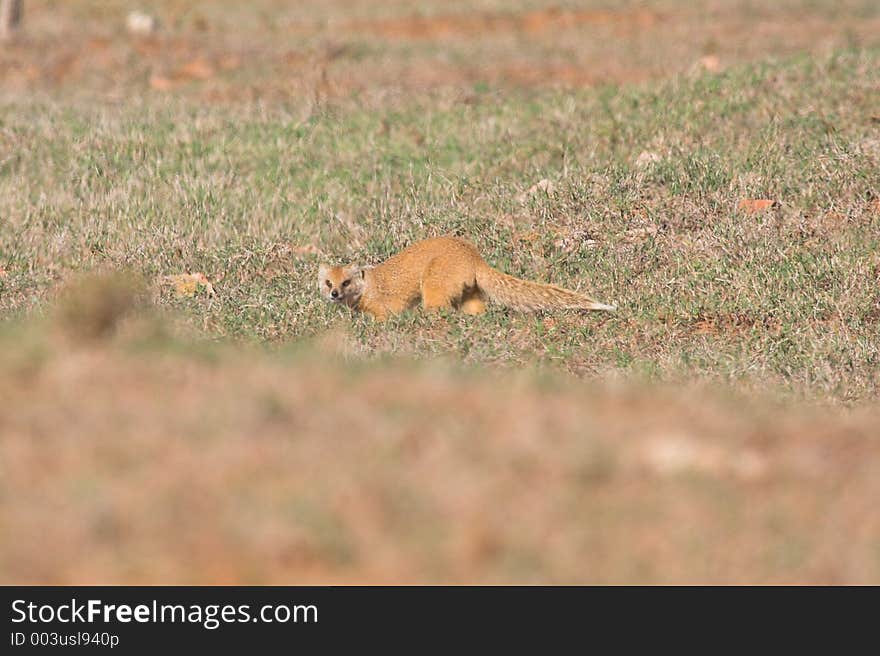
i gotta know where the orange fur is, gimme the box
[318,236,615,320]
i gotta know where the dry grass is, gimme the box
[2,1,880,583]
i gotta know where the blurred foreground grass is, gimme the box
[1,296,879,583]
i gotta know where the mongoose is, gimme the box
[318,236,616,320]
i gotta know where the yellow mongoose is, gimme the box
[318,236,615,320]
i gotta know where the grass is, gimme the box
[1,0,880,583]
[3,48,879,402]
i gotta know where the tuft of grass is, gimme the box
[54,271,148,342]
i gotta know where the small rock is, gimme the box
[635,151,662,168]
[162,273,215,298]
[126,11,160,36]
[639,433,768,481]
[737,199,777,214]
[641,434,720,476]
[516,179,555,203]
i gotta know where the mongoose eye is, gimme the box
[325,280,332,289]
[342,279,350,288]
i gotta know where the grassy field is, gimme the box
[1,0,880,583]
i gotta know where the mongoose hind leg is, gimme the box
[460,286,486,315]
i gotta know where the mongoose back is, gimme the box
[318,236,616,321]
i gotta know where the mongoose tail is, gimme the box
[476,266,616,312]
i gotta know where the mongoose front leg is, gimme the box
[420,263,457,312]
[366,307,388,321]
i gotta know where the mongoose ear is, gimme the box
[318,263,330,281]
[346,264,363,279]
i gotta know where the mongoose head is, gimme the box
[318,263,365,307]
